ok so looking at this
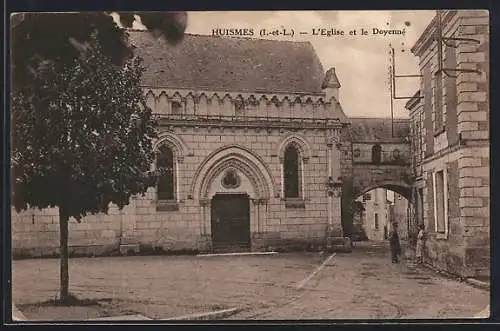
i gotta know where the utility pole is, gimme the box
[388,42,423,138]
[390,46,395,138]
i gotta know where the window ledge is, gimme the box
[284,198,306,209]
[435,232,448,240]
[156,200,179,212]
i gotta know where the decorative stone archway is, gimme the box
[153,131,190,160]
[190,145,275,201]
[352,163,412,199]
[355,181,412,200]
[190,145,275,238]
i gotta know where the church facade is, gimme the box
[12,31,354,257]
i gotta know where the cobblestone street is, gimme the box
[12,242,489,320]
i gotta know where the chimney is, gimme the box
[321,67,341,101]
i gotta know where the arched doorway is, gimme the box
[350,184,412,243]
[211,193,250,252]
[191,145,275,253]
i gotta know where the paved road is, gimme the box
[12,242,489,320]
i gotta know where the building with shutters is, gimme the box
[407,10,489,278]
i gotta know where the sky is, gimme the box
[123,10,436,119]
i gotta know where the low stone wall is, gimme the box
[14,230,340,259]
[13,243,121,259]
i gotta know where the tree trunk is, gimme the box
[59,207,69,302]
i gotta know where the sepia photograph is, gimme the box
[9,9,490,322]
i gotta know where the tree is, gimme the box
[12,41,156,302]
[11,12,186,303]
[12,12,187,91]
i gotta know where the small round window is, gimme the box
[393,149,401,159]
[353,149,361,158]
[221,169,241,189]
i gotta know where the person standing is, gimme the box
[388,222,401,263]
[416,224,425,264]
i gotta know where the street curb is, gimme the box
[422,263,490,291]
[164,307,243,320]
[422,262,461,280]
[92,314,152,320]
[466,278,490,291]
[474,305,490,318]
[196,252,278,257]
[12,305,27,321]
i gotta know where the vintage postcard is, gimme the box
[10,10,490,322]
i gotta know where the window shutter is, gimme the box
[445,45,458,145]
[423,65,434,156]
[445,163,451,236]
[434,71,443,132]
[431,171,437,232]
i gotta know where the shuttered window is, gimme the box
[432,169,448,236]
[434,71,444,132]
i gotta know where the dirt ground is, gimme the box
[12,242,489,321]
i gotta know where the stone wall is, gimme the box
[456,10,490,278]
[12,92,349,257]
[12,203,130,258]
[352,142,410,165]
[132,122,343,252]
[411,10,490,278]
[352,164,411,197]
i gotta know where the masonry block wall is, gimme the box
[12,90,350,257]
[135,124,337,251]
[410,10,489,278]
[12,203,131,258]
[352,142,410,165]
[339,126,354,235]
[456,12,490,278]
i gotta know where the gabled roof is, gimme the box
[127,30,325,94]
[349,117,410,142]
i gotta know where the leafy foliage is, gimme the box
[117,11,187,41]
[11,11,186,302]
[11,12,187,91]
[12,41,158,220]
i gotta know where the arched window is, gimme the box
[157,145,175,200]
[284,145,300,198]
[372,144,382,164]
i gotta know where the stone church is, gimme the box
[12,30,356,256]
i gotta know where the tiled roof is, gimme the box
[127,30,326,94]
[349,117,410,141]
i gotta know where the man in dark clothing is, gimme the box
[388,222,401,263]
